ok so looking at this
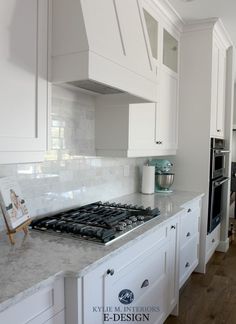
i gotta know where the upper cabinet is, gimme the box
[95,1,181,157]
[163,29,178,73]
[0,0,49,164]
[210,35,227,139]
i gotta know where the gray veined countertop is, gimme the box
[0,190,204,313]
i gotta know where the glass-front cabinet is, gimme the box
[163,29,178,73]
[143,9,158,60]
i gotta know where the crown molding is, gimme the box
[149,0,184,33]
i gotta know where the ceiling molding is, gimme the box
[149,0,184,33]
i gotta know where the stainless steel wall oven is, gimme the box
[208,138,229,233]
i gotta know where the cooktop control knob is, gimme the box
[124,219,132,225]
[137,215,145,221]
[129,216,138,222]
[116,225,125,231]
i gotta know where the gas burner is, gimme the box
[30,201,160,245]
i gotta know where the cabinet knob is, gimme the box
[212,238,215,243]
[217,129,221,132]
[141,279,149,288]
[186,232,191,237]
[187,208,192,213]
[156,141,163,145]
[107,269,115,276]
[171,225,176,230]
[185,262,190,268]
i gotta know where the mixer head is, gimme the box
[149,159,173,174]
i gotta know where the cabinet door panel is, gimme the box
[216,48,226,137]
[104,242,168,324]
[129,103,156,149]
[156,69,178,149]
[211,41,219,137]
[0,0,48,158]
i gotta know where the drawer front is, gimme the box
[179,237,198,288]
[104,239,168,307]
[180,208,200,248]
[0,278,64,324]
[181,198,201,213]
[206,224,221,263]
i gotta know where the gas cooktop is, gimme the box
[30,201,160,245]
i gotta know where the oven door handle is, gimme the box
[214,150,230,154]
[214,177,229,187]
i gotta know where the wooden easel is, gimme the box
[1,206,31,245]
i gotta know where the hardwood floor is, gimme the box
[165,229,236,324]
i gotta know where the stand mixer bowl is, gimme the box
[155,173,174,190]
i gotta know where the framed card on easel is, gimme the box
[0,177,31,244]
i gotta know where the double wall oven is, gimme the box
[208,138,229,233]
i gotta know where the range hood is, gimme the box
[51,0,158,102]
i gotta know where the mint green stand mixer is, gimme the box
[149,159,174,193]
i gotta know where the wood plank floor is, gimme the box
[165,228,236,324]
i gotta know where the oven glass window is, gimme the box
[213,184,222,218]
[215,155,224,171]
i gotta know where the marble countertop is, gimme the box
[0,190,203,313]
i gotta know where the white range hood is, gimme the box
[51,0,158,102]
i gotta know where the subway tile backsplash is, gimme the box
[0,85,147,230]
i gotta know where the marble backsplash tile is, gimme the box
[0,86,147,230]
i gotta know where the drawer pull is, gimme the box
[212,238,215,243]
[156,141,163,145]
[107,269,115,276]
[185,262,190,268]
[187,208,192,213]
[186,232,191,237]
[141,279,149,288]
[171,225,176,230]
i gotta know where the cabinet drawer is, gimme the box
[206,224,221,263]
[0,278,64,324]
[180,208,199,248]
[179,236,198,288]
[104,239,168,306]
[181,199,201,214]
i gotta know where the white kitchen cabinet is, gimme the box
[174,18,233,273]
[205,223,221,264]
[81,217,179,324]
[0,278,65,324]
[95,5,180,158]
[210,37,227,139]
[155,67,178,150]
[0,0,49,164]
[179,199,201,288]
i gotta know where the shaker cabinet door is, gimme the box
[210,39,226,139]
[0,0,49,163]
[156,68,178,150]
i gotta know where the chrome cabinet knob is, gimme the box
[171,225,176,229]
[187,208,192,213]
[185,262,190,268]
[186,232,191,237]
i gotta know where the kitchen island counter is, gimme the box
[0,190,203,313]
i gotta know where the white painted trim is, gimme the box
[214,19,233,48]
[150,0,184,33]
[216,238,229,253]
[96,148,177,157]
[0,152,46,164]
[183,17,217,33]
